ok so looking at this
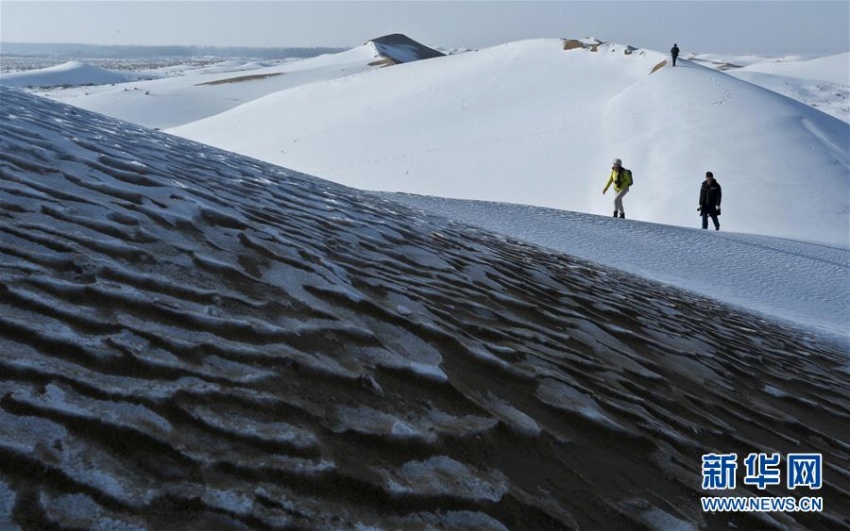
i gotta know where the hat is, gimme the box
[612,158,622,166]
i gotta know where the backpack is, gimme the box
[623,169,633,187]
[615,168,633,188]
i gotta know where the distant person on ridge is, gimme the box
[698,171,722,230]
[602,158,632,219]
[671,43,680,67]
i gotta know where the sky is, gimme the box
[1,1,849,55]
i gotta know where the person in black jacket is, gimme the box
[671,43,680,67]
[698,171,722,230]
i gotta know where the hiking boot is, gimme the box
[613,211,618,217]
[619,212,625,219]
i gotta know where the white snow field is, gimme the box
[0,60,148,88]
[4,35,443,131]
[2,84,849,530]
[691,51,850,123]
[163,38,849,248]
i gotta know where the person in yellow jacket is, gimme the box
[602,158,632,218]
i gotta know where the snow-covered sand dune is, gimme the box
[12,45,381,130]
[735,52,849,87]
[0,61,146,88]
[689,52,850,124]
[2,87,848,529]
[13,34,443,131]
[166,38,849,247]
